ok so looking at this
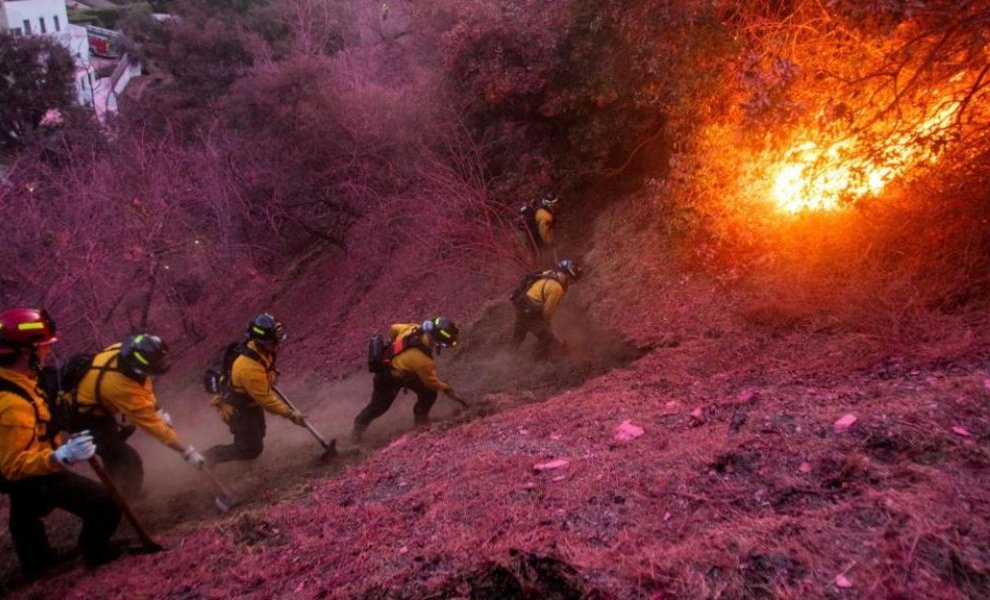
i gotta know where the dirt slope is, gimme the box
[4,194,990,598]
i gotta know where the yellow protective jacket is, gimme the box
[230,341,291,418]
[388,324,451,393]
[525,271,567,322]
[75,344,178,446]
[534,208,554,246]
[0,367,60,481]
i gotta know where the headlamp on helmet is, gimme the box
[247,313,286,345]
[556,259,583,281]
[423,317,459,348]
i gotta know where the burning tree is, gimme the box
[733,0,990,214]
[650,0,990,329]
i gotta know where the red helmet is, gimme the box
[0,308,58,356]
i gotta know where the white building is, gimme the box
[1,0,96,108]
[0,0,66,37]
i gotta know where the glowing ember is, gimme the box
[771,102,960,213]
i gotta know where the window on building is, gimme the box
[23,19,31,34]
[53,15,60,32]
[10,27,22,36]
[38,17,46,34]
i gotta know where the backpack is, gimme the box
[203,342,265,397]
[367,329,430,374]
[38,353,99,431]
[517,201,537,233]
[519,200,548,244]
[509,271,561,310]
[367,334,387,373]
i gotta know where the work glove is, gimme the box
[157,409,173,427]
[288,410,307,427]
[181,446,206,469]
[53,431,96,466]
[210,396,235,423]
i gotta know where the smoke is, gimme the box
[125,369,458,526]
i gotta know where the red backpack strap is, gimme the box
[390,329,432,360]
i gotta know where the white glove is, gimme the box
[54,431,96,466]
[157,409,173,427]
[288,410,307,427]
[181,446,205,469]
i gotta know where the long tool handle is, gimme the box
[202,467,233,498]
[201,467,239,512]
[445,391,469,408]
[272,385,333,451]
[88,457,163,552]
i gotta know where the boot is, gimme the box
[21,547,79,582]
[83,539,129,570]
[349,428,363,445]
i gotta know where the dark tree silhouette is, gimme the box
[0,32,75,153]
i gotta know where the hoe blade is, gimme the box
[214,494,244,514]
[318,438,338,462]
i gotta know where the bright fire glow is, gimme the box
[771,102,960,213]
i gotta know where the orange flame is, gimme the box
[771,102,960,213]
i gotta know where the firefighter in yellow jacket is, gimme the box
[352,317,461,442]
[533,196,557,248]
[0,308,121,576]
[519,194,559,264]
[510,258,583,356]
[69,334,204,498]
[205,313,306,463]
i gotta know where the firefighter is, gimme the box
[70,333,205,499]
[0,308,122,575]
[510,258,583,357]
[518,194,559,264]
[205,313,306,464]
[353,317,462,442]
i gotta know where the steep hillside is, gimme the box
[4,0,990,596]
[5,190,990,599]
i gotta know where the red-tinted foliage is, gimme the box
[0,33,76,153]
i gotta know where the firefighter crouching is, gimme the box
[69,334,205,499]
[205,313,306,464]
[0,308,121,575]
[353,317,462,442]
